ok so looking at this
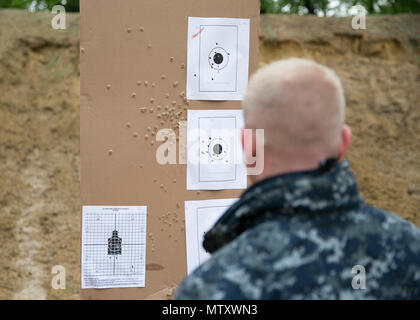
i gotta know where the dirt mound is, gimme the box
[0,10,80,299]
[0,10,419,299]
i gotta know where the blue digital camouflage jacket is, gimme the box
[175,160,420,299]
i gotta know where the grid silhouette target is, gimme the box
[81,206,147,289]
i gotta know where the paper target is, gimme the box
[186,17,250,100]
[184,199,238,274]
[81,206,147,289]
[187,109,247,190]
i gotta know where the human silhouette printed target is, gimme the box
[81,206,147,289]
[108,230,122,255]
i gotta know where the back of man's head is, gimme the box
[242,58,349,177]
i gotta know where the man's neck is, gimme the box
[249,156,328,185]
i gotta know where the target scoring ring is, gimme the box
[208,138,228,161]
[208,47,229,70]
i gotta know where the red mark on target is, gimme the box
[192,27,205,39]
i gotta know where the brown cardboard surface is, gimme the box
[80,0,259,300]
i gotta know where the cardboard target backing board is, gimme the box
[80,0,259,299]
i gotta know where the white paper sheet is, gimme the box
[81,206,147,289]
[186,17,250,101]
[187,109,247,190]
[184,198,238,274]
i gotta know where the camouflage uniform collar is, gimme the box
[203,160,362,253]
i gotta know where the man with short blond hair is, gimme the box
[175,58,420,300]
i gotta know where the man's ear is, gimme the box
[338,124,352,160]
[240,127,251,162]
[241,127,256,166]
